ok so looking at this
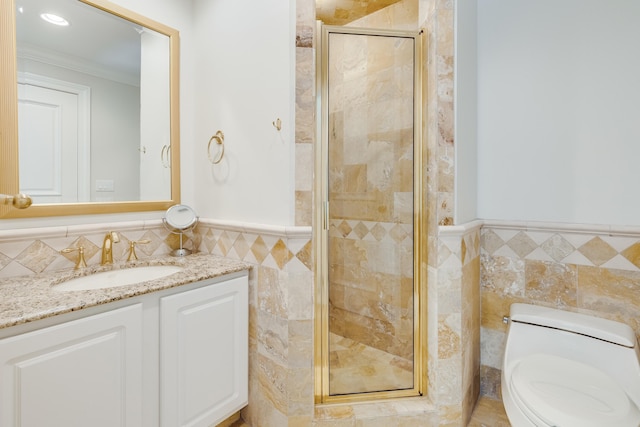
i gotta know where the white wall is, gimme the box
[477,0,640,226]
[190,0,296,226]
[140,30,171,201]
[454,0,478,224]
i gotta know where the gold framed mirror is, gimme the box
[0,0,180,219]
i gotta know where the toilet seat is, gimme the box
[510,353,640,427]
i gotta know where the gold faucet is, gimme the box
[61,246,87,270]
[127,239,151,262]
[101,231,120,265]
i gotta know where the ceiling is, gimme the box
[316,0,405,25]
[15,0,144,81]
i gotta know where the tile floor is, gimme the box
[227,396,509,426]
[227,333,511,426]
[329,333,414,394]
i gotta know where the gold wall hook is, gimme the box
[272,118,282,131]
[207,131,225,164]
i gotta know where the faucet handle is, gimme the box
[109,231,120,243]
[127,239,151,262]
[61,246,87,270]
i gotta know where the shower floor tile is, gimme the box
[329,332,414,395]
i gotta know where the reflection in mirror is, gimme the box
[0,0,180,218]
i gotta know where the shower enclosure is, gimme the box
[315,25,425,402]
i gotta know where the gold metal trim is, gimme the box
[0,0,181,219]
[0,0,19,219]
[314,24,426,404]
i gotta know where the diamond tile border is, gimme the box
[481,221,640,273]
[0,219,313,279]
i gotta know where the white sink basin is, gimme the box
[54,265,183,291]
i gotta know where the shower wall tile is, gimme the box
[480,221,640,402]
[295,0,315,227]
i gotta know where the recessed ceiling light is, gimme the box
[40,13,69,26]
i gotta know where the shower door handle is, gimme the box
[323,201,329,230]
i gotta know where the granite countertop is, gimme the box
[0,253,251,330]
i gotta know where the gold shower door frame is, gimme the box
[314,25,426,404]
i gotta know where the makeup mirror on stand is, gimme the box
[163,204,198,256]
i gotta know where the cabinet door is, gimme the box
[0,304,144,427]
[160,275,248,427]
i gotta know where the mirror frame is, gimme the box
[0,0,180,219]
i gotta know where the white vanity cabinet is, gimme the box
[160,275,248,427]
[0,304,144,427]
[0,271,248,427]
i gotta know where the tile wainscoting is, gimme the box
[0,218,480,426]
[196,219,315,426]
[0,219,188,278]
[480,220,640,400]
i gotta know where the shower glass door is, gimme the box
[317,26,423,401]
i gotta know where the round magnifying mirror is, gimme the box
[165,204,198,230]
[164,204,198,256]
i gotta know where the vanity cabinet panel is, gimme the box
[160,275,248,427]
[0,304,144,427]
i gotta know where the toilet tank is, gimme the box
[503,304,640,406]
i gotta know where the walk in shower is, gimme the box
[315,25,425,402]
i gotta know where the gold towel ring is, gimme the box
[208,130,225,164]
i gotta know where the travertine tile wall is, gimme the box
[0,220,190,278]
[420,0,482,425]
[480,221,640,400]
[328,219,414,360]
[196,221,315,427]
[434,224,481,426]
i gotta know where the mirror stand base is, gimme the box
[171,248,192,257]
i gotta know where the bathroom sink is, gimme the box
[54,265,183,291]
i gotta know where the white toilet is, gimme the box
[501,303,640,427]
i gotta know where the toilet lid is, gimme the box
[511,353,640,427]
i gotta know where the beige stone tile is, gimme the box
[480,254,525,296]
[257,354,288,415]
[271,239,294,270]
[481,291,521,331]
[295,190,312,227]
[479,365,502,401]
[468,396,511,427]
[505,231,537,259]
[578,236,618,266]
[438,316,461,359]
[524,260,577,307]
[621,242,640,269]
[258,266,287,318]
[15,240,61,273]
[577,265,640,335]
